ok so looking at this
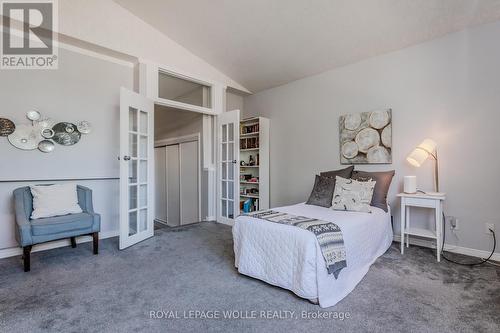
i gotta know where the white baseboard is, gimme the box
[205,216,216,222]
[393,234,500,262]
[0,230,119,259]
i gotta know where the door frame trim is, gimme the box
[141,62,223,227]
[154,133,200,147]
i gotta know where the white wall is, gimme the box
[0,48,133,250]
[155,106,203,141]
[243,21,500,254]
[226,91,245,112]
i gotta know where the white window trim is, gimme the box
[138,60,225,116]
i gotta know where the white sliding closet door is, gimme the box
[180,140,199,225]
[166,145,181,226]
[155,138,200,227]
[154,147,167,223]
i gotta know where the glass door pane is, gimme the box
[221,124,228,218]
[226,122,235,218]
[132,105,148,237]
[128,106,139,237]
[217,110,239,224]
[129,211,137,236]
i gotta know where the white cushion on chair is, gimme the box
[30,184,83,219]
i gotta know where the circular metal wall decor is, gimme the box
[0,118,15,136]
[41,128,55,139]
[3,109,92,153]
[38,140,55,153]
[35,117,55,130]
[26,110,41,121]
[7,124,41,150]
[65,125,75,133]
[52,122,81,146]
[76,120,92,134]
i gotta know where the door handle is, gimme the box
[231,160,237,164]
[123,156,131,161]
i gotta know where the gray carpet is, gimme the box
[1,222,499,333]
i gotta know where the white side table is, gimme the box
[397,192,446,262]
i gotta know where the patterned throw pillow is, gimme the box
[306,175,336,208]
[351,170,394,212]
[332,176,376,213]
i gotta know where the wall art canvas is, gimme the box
[339,109,392,164]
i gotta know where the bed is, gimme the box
[232,202,393,308]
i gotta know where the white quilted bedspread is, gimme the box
[233,203,393,308]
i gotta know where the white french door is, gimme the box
[119,87,155,249]
[217,110,240,224]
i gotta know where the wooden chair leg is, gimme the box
[70,237,77,248]
[23,246,32,272]
[92,232,98,255]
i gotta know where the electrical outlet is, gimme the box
[485,223,495,235]
[447,216,459,230]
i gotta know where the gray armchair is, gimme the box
[13,185,101,272]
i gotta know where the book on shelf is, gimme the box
[240,136,259,149]
[241,123,259,135]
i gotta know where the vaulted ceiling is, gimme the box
[115,0,500,93]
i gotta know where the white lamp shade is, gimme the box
[407,139,437,167]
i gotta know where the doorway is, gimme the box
[154,105,207,227]
[120,63,242,248]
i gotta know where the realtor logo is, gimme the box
[1,0,58,69]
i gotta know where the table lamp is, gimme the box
[406,139,440,193]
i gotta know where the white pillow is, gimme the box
[30,184,83,219]
[332,176,376,213]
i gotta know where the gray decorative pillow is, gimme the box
[320,165,354,179]
[351,170,395,212]
[332,176,376,213]
[306,175,336,208]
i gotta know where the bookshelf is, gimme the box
[239,117,269,214]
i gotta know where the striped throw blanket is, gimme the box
[246,210,347,278]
